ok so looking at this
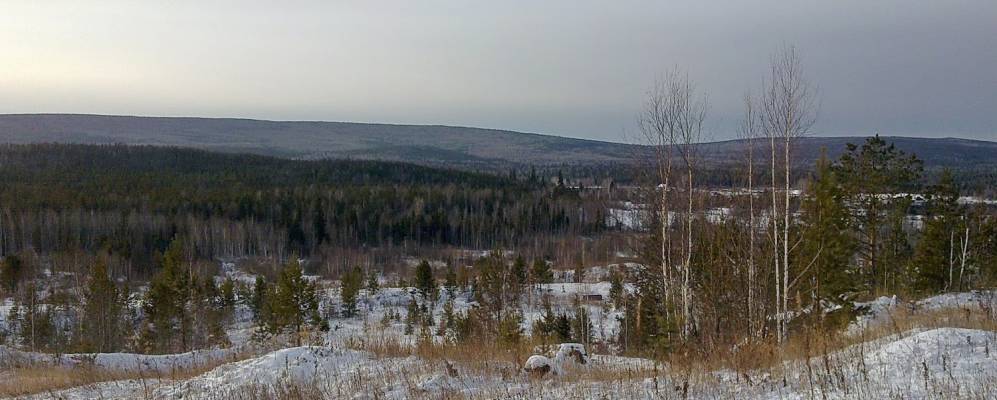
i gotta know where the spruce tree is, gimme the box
[81,261,125,352]
[414,260,437,301]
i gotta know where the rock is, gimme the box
[524,355,553,378]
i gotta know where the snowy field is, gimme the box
[7,326,995,399]
[3,283,995,399]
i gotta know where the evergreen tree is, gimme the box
[912,169,963,293]
[81,260,126,352]
[249,276,267,323]
[511,256,528,286]
[608,268,625,309]
[269,259,321,345]
[340,266,363,317]
[444,263,458,298]
[365,268,380,295]
[573,260,586,283]
[414,260,437,301]
[142,239,191,353]
[1,254,24,294]
[530,258,553,286]
[404,296,419,335]
[796,152,857,307]
[834,135,923,292]
[219,278,236,309]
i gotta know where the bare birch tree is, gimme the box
[639,68,707,340]
[738,91,760,338]
[760,45,817,342]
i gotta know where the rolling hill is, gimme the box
[0,114,994,171]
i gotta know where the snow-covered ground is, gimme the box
[15,326,995,399]
[3,259,996,399]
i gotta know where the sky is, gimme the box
[1,1,995,142]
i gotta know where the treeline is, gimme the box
[621,50,997,358]
[0,144,602,273]
[622,138,996,355]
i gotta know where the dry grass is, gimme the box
[0,349,257,398]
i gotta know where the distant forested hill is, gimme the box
[3,114,993,172]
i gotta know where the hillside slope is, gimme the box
[1,114,994,170]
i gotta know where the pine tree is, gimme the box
[414,260,437,301]
[340,266,363,317]
[573,260,586,283]
[404,296,419,335]
[530,258,553,286]
[365,268,379,295]
[912,169,962,293]
[269,259,320,345]
[81,260,125,352]
[834,135,923,292]
[444,263,458,298]
[511,256,527,286]
[250,276,268,323]
[796,152,857,309]
[143,239,191,353]
[219,278,236,309]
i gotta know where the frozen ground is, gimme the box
[3,260,995,399]
[12,326,995,399]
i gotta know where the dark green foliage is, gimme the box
[414,260,437,301]
[497,312,524,345]
[444,264,457,298]
[609,268,625,309]
[219,278,236,309]
[80,261,127,352]
[250,276,267,323]
[911,170,964,293]
[265,259,321,345]
[142,240,191,353]
[511,256,528,286]
[365,269,379,295]
[11,283,59,352]
[530,258,553,285]
[834,135,923,293]
[796,152,858,304]
[0,144,593,268]
[473,253,523,333]
[340,267,363,318]
[0,254,24,294]
[404,296,419,335]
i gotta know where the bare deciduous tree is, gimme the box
[760,45,818,342]
[639,68,708,340]
[738,91,760,338]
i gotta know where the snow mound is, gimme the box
[155,346,371,397]
[524,355,552,370]
[0,346,235,374]
[862,327,997,387]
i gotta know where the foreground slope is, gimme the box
[12,327,995,399]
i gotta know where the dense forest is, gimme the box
[0,144,603,278]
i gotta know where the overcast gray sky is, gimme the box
[1,1,995,142]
